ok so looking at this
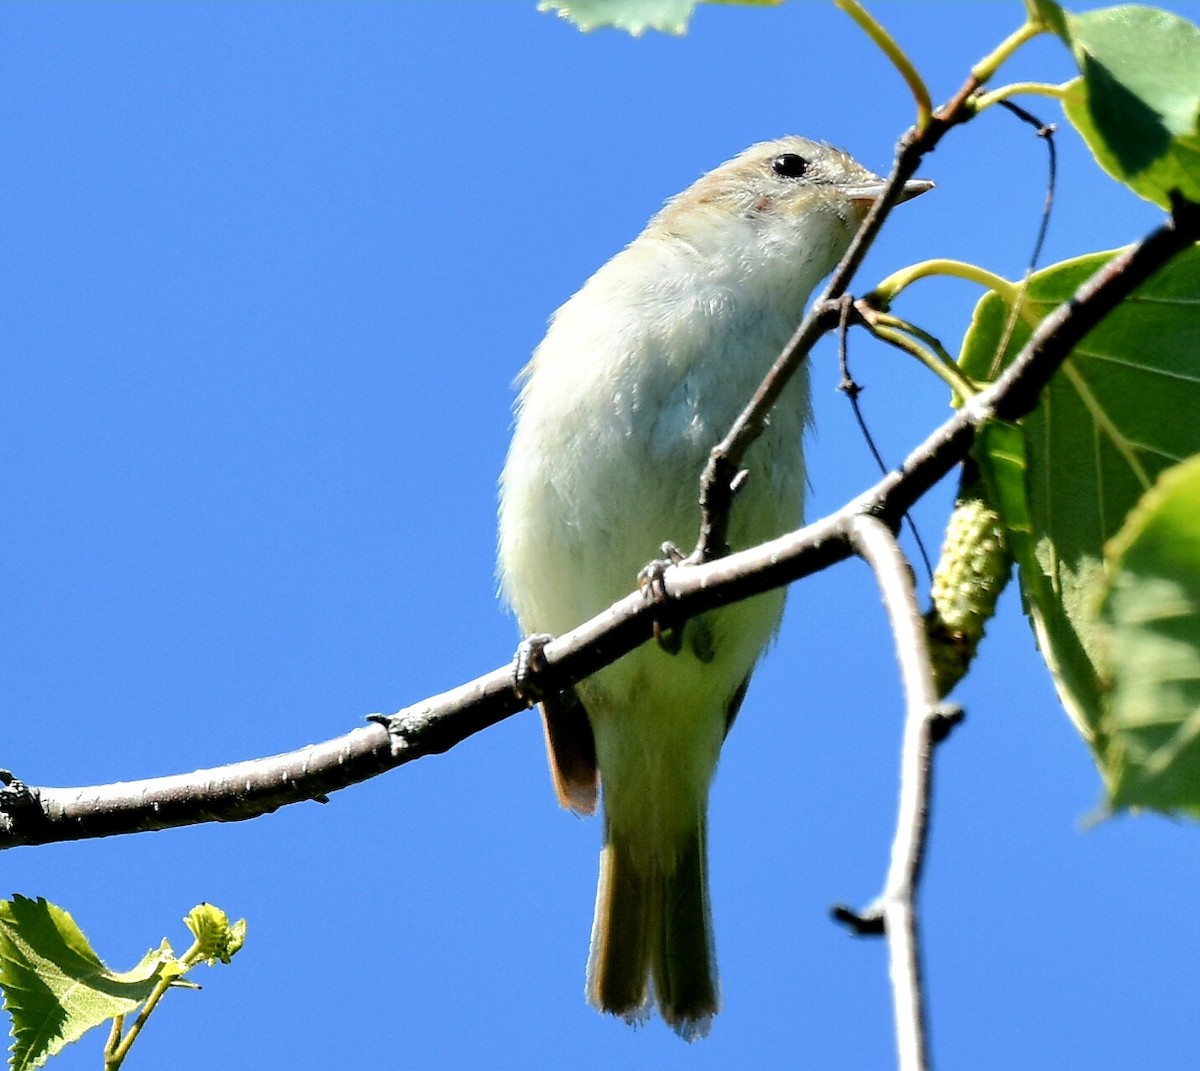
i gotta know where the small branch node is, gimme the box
[929,703,965,743]
[0,772,38,811]
[831,903,887,937]
[959,392,997,427]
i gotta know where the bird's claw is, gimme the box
[513,633,555,707]
[638,543,686,655]
[637,541,684,598]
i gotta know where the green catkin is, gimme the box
[925,468,1014,697]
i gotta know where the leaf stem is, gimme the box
[868,259,1024,310]
[103,1015,124,1068]
[972,80,1069,111]
[857,309,981,399]
[835,0,932,131]
[971,20,1044,83]
[106,939,202,1069]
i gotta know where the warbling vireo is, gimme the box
[498,136,930,1039]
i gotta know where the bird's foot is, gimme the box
[512,632,555,707]
[638,542,686,655]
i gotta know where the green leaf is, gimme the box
[1099,453,1200,812]
[1051,5,1200,208]
[960,245,1200,778]
[0,896,173,1071]
[538,0,781,36]
[183,904,246,967]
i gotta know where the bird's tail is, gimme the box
[585,818,718,1040]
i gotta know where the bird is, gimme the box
[498,136,930,1039]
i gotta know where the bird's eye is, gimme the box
[771,153,809,179]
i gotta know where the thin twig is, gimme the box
[692,60,991,564]
[997,99,1056,273]
[836,305,935,580]
[990,99,1059,379]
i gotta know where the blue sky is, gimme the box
[3,3,1199,1068]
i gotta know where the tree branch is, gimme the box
[831,516,964,1071]
[2,193,1196,851]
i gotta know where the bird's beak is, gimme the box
[897,178,935,203]
[847,178,934,207]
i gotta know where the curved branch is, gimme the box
[2,196,1197,852]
